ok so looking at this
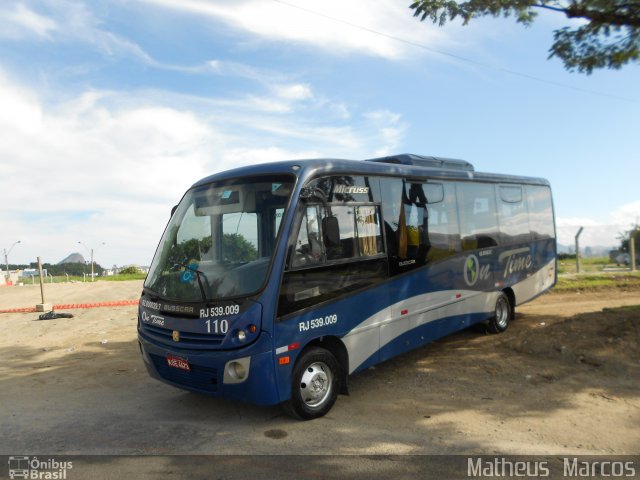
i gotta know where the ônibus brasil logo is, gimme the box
[8,456,73,479]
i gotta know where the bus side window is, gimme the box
[279,204,387,317]
[497,185,530,245]
[526,185,555,240]
[426,182,460,261]
[380,178,403,260]
[399,182,430,264]
[324,206,358,260]
[457,182,500,250]
[356,205,384,256]
[324,205,384,260]
[381,178,451,272]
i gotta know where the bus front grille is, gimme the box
[141,323,225,348]
[150,354,218,393]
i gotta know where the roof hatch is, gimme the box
[365,154,474,172]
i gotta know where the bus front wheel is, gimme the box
[487,292,511,334]
[284,347,340,420]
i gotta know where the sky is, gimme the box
[0,0,638,267]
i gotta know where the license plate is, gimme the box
[166,355,190,371]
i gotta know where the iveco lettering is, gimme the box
[138,154,557,420]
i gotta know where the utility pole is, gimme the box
[78,241,105,282]
[35,256,51,312]
[631,228,637,272]
[3,240,21,282]
[575,227,584,273]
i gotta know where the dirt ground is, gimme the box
[1,281,638,455]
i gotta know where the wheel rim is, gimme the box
[495,296,509,328]
[299,361,333,408]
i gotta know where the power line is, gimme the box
[271,0,640,104]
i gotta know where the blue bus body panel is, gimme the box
[270,237,556,402]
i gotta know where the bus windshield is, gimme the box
[145,175,294,303]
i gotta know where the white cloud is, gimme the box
[362,109,406,156]
[0,2,160,66]
[206,60,284,82]
[363,110,402,124]
[556,202,640,248]
[0,71,405,266]
[141,0,446,59]
[273,83,313,101]
[0,3,58,40]
[556,220,616,248]
[609,201,640,227]
[0,75,43,133]
[0,71,218,266]
[219,147,322,166]
[330,102,351,120]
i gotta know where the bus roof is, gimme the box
[366,153,474,171]
[193,154,550,188]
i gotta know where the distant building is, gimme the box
[19,268,43,277]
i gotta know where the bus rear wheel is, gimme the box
[284,347,340,420]
[487,292,511,334]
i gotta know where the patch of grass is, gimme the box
[557,256,614,274]
[100,274,146,281]
[555,272,640,292]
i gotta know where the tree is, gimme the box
[30,262,104,277]
[119,265,142,275]
[165,234,257,265]
[222,233,258,262]
[409,0,640,73]
[618,223,639,253]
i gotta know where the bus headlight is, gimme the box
[235,329,247,342]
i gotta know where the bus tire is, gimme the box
[284,347,340,420]
[487,292,511,334]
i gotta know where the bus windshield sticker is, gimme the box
[179,262,200,283]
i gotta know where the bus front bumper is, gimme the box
[138,331,280,406]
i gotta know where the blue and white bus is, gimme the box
[138,154,556,419]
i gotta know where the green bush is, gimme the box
[119,266,142,275]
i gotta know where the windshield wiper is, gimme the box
[173,262,211,303]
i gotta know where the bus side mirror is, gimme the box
[322,216,340,247]
[171,205,178,217]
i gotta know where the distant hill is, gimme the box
[58,252,86,264]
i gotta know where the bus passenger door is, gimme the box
[278,201,389,374]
